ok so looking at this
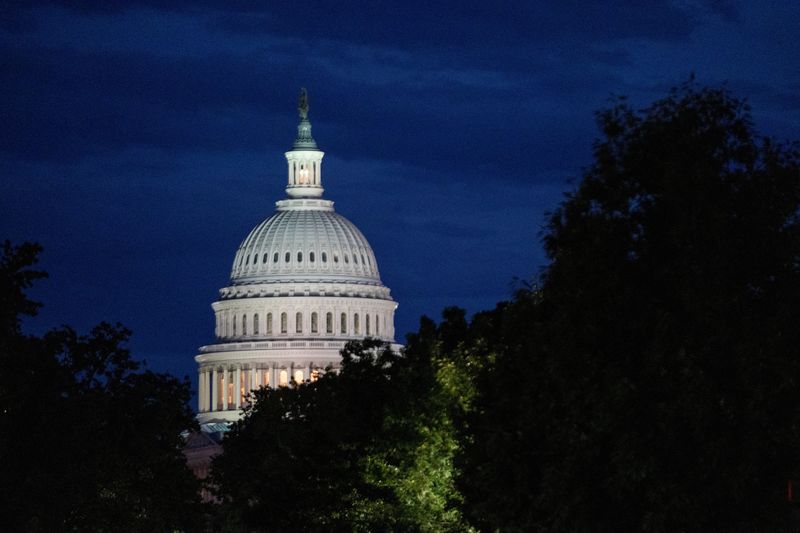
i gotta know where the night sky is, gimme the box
[3,1,799,391]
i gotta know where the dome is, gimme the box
[230,199,382,285]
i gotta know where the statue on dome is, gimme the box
[298,88,309,119]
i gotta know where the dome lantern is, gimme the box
[285,88,324,199]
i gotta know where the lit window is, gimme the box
[311,369,320,382]
[296,312,303,333]
[297,251,303,262]
[266,313,273,334]
[322,252,327,263]
[280,312,287,334]
[294,369,304,383]
[354,313,360,334]
[310,251,315,262]
[242,314,247,336]
[279,370,288,387]
[253,313,259,335]
[326,312,333,334]
[341,313,347,334]
[311,312,318,333]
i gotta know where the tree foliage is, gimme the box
[212,330,474,532]
[462,83,800,531]
[0,241,201,532]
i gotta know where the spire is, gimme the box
[285,88,325,198]
[292,88,318,151]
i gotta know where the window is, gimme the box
[245,254,250,265]
[310,252,315,262]
[366,314,370,335]
[279,369,288,387]
[281,312,287,334]
[341,313,347,334]
[334,254,339,263]
[311,369,320,382]
[297,251,303,262]
[273,252,279,263]
[285,252,290,262]
[242,314,247,336]
[267,313,273,334]
[253,313,259,335]
[353,254,358,264]
[233,315,237,336]
[354,313,360,334]
[344,254,349,264]
[311,312,318,333]
[296,312,303,333]
[294,369,304,383]
[322,252,327,263]
[326,312,333,334]
[361,254,366,265]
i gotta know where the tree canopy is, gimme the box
[0,241,202,531]
[461,82,800,531]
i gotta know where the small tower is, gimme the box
[285,88,325,198]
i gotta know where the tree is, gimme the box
[211,331,473,532]
[0,241,202,531]
[463,82,800,531]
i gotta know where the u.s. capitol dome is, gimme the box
[195,90,398,424]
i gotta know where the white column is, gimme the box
[221,370,228,411]
[235,366,242,409]
[307,363,312,383]
[270,365,276,389]
[211,369,218,412]
[197,370,204,412]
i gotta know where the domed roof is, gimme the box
[230,198,382,285]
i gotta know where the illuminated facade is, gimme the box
[195,90,398,424]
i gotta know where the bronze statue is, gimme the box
[298,88,309,119]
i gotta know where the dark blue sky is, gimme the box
[3,1,799,388]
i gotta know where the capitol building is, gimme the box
[194,91,399,424]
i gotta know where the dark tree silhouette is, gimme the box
[0,241,202,532]
[462,83,800,532]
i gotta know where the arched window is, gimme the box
[285,252,290,263]
[266,313,273,334]
[296,312,303,333]
[297,251,303,262]
[294,369,304,383]
[310,251,315,262]
[233,315,237,336]
[279,369,288,387]
[353,254,358,264]
[280,312,287,334]
[322,252,327,263]
[262,253,268,263]
[361,254,366,265]
[273,252,279,263]
[344,254,349,264]
[245,255,250,265]
[242,314,247,336]
[311,312,318,333]
[334,253,339,263]
[354,313,360,334]
[253,313,259,335]
[341,313,347,334]
[326,312,333,334]
[366,314,370,335]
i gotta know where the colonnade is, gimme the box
[197,363,325,413]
